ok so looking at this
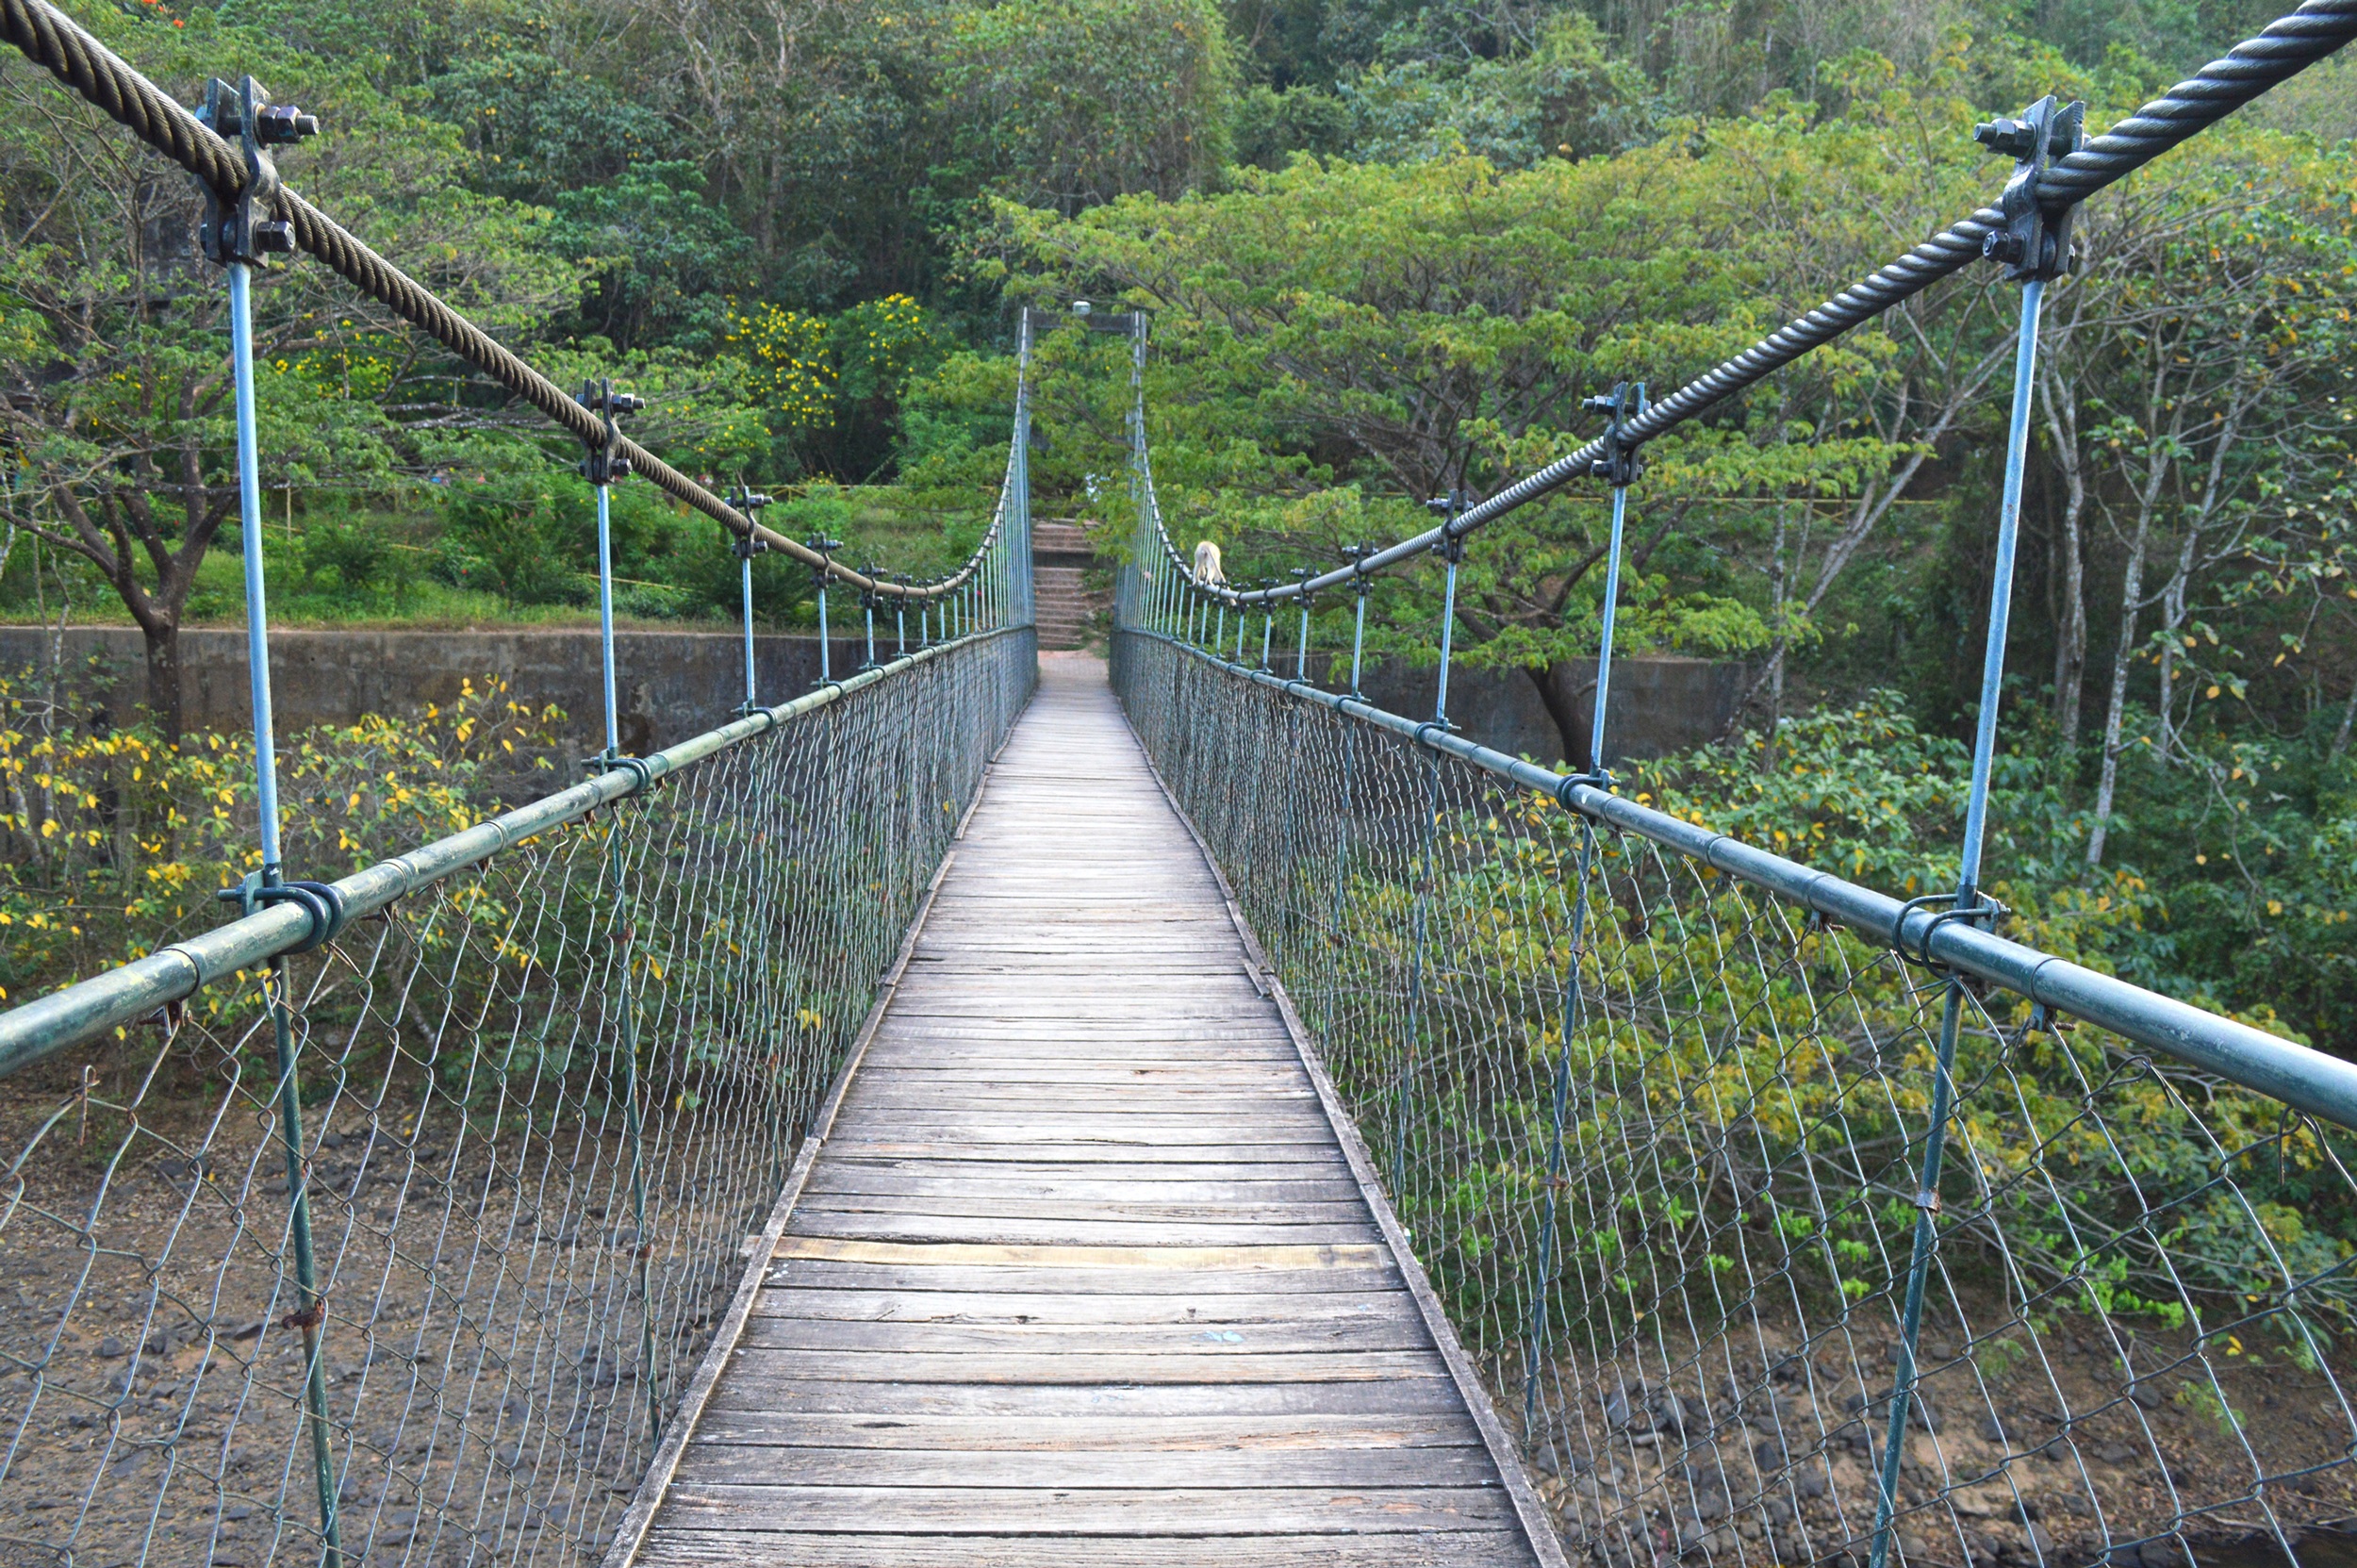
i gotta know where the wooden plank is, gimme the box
[799,1172,1371,1203]
[790,1190,1375,1221]
[717,1348,1451,1386]
[652,1484,1518,1535]
[745,1288,1426,1326]
[680,1411,1482,1451]
[813,1143,1352,1165]
[639,1527,1536,1567]
[697,1378,1476,1419]
[734,1316,1432,1356]
[759,1262,1411,1296]
[771,1237,1392,1271]
[668,1445,1502,1489]
[779,1213,1384,1248]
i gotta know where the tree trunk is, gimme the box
[1528,661,1594,771]
[2039,364,2088,751]
[143,618,185,743]
[2086,515,2152,869]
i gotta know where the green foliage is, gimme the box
[939,0,1240,211]
[545,161,758,354]
[0,665,561,1004]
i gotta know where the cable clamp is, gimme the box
[1890,888,2008,968]
[1974,95,2086,282]
[576,379,643,485]
[1554,768,1616,808]
[1582,382,1650,487]
[216,871,347,954]
[1912,1188,1944,1216]
[195,75,318,266]
[1424,496,1467,563]
[806,535,844,592]
[584,752,657,795]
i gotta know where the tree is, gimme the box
[0,7,564,736]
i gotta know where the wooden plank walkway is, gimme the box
[625,652,1556,1567]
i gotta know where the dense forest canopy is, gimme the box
[0,0,2351,1048]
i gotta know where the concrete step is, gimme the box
[1029,554,1107,650]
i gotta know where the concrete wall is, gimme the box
[0,626,877,755]
[0,626,1747,765]
[1343,653,1749,766]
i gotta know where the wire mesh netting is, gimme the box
[0,628,1032,1568]
[1114,626,2357,1568]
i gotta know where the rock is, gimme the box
[96,1336,127,1358]
[2105,1544,2144,1568]
[2128,1383,2163,1411]
[2141,1539,2192,1568]
[1755,1438,1788,1470]
[1797,1471,1829,1499]
[1980,1416,2005,1444]
[1694,1490,1729,1523]
[2024,1523,2053,1558]
[2097,1444,2134,1464]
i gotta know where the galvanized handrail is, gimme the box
[0,624,1027,1081]
[1131,628,2357,1131]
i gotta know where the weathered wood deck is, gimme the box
[621,652,1557,1567]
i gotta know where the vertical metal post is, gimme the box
[897,592,907,660]
[1215,603,1227,661]
[863,590,877,670]
[1590,485,1628,773]
[1394,513,1461,1199]
[739,548,758,709]
[1260,604,1274,670]
[1350,586,1367,696]
[231,265,285,882]
[231,258,343,1568]
[1866,275,2046,1568]
[1432,536,1461,729]
[1296,598,1310,681]
[595,482,620,754]
[1524,447,1634,1432]
[816,577,831,681]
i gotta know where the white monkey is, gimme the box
[1194,540,1226,585]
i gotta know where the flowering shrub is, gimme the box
[0,670,562,1006]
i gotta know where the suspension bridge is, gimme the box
[4,2,2357,1567]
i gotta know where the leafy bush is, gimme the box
[0,668,562,1010]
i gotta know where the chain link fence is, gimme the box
[0,627,1032,1568]
[1116,627,2357,1568]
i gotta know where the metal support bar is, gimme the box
[1591,485,1627,771]
[1865,273,2048,1568]
[227,255,344,1568]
